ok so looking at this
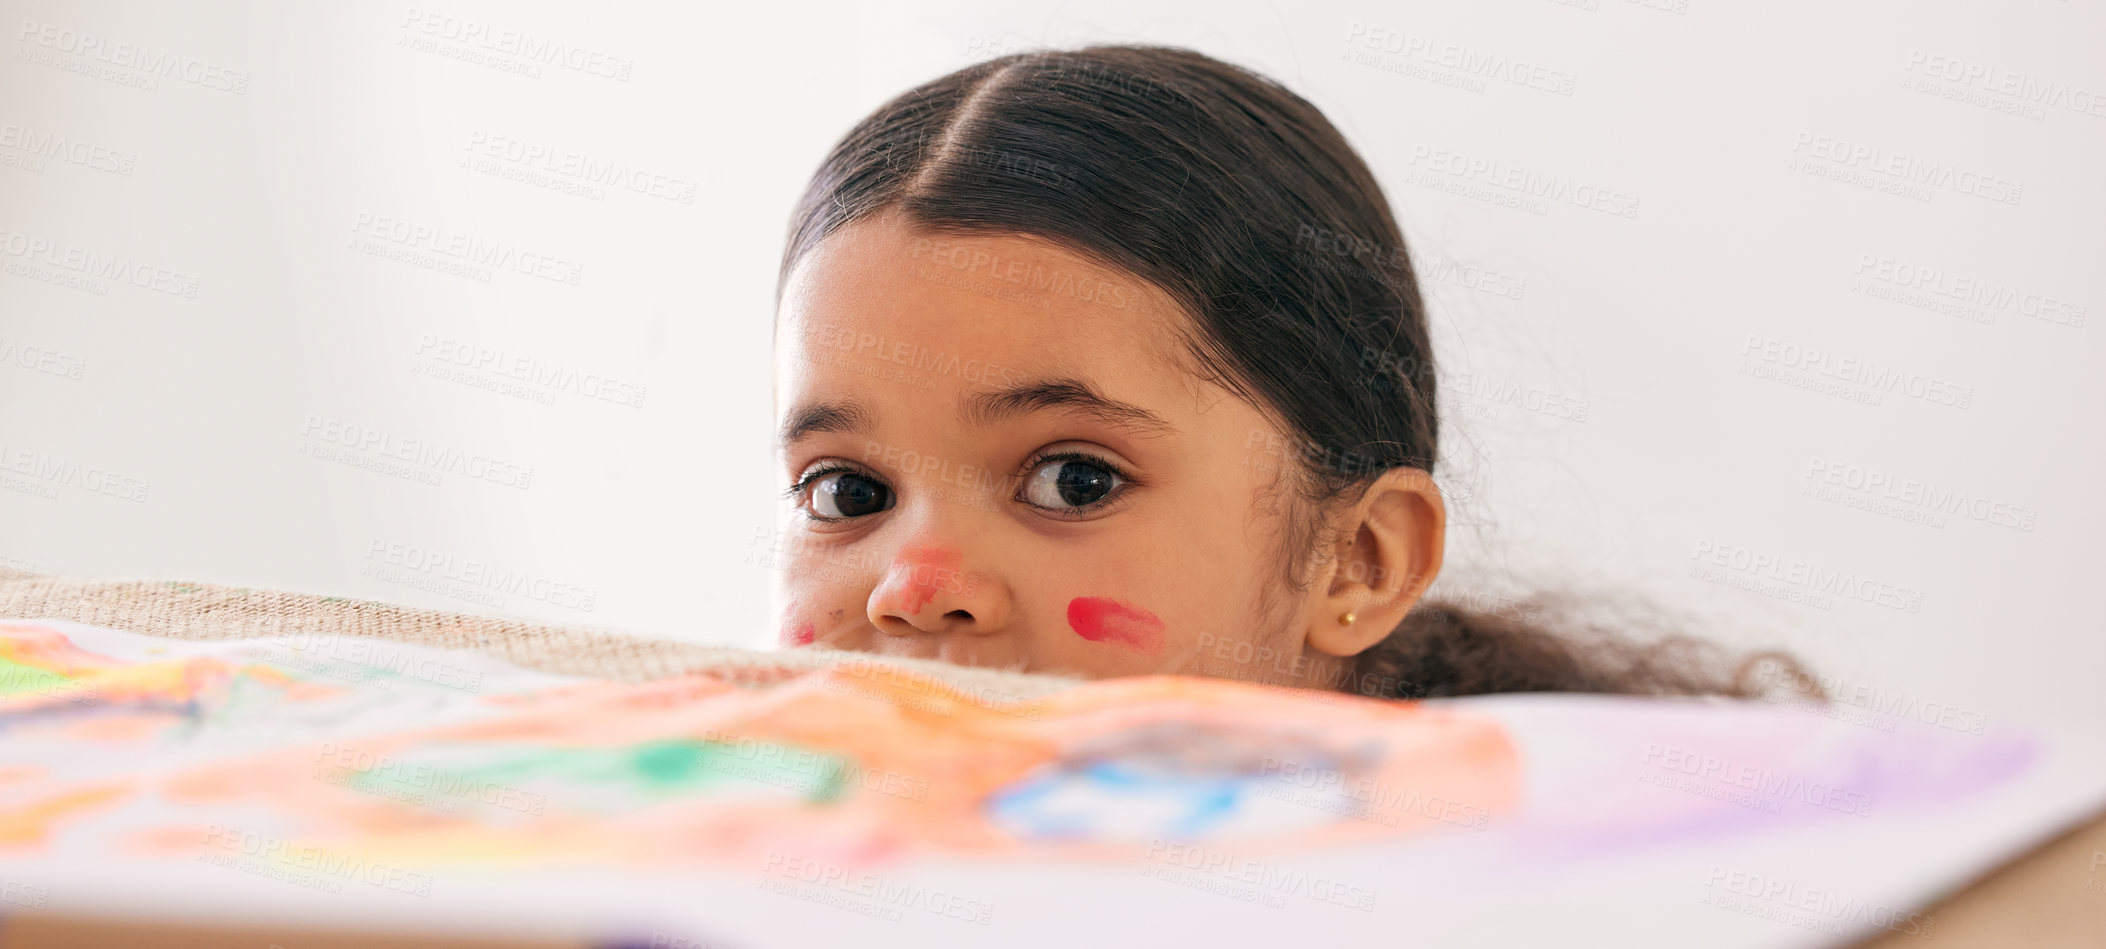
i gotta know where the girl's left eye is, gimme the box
[1018,454,1127,512]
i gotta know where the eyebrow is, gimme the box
[779,377,1177,448]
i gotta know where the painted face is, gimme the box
[770,211,1323,683]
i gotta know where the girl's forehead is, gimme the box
[765,220,1285,468]
[775,216,1206,407]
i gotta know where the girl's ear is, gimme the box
[1304,467,1446,657]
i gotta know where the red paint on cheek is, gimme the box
[1066,597,1166,654]
[779,601,815,647]
[895,545,962,616]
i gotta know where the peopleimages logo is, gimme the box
[1789,131,2024,206]
[1691,539,1924,613]
[314,742,545,814]
[0,121,137,174]
[399,8,634,80]
[1405,145,1641,219]
[298,415,535,490]
[807,325,1028,389]
[909,237,1133,309]
[350,213,583,285]
[1342,23,1578,97]
[16,19,251,93]
[463,131,697,204]
[759,852,995,925]
[1804,456,2038,532]
[199,824,433,896]
[1853,254,2085,327]
[363,539,597,613]
[414,336,647,409]
[1640,744,1876,817]
[0,338,87,380]
[1905,49,2106,119]
[1740,335,1974,409]
[0,227,200,298]
[1704,866,1935,938]
[1145,839,1380,911]
[0,442,149,502]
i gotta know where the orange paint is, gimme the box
[0,784,132,847]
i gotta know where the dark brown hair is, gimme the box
[778,44,1817,701]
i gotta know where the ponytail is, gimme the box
[1349,595,1827,702]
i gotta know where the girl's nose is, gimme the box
[868,543,1005,636]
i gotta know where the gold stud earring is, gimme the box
[1339,611,1357,626]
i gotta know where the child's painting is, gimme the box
[2,618,2102,948]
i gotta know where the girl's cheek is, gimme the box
[779,601,815,647]
[1066,596,1166,655]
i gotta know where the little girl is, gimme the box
[768,45,1802,700]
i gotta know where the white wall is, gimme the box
[3,0,2100,723]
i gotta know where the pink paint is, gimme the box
[1066,597,1165,654]
[895,545,963,616]
[779,601,815,647]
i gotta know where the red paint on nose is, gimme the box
[895,545,963,616]
[1067,597,1165,654]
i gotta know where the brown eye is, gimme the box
[808,470,893,519]
[1020,457,1121,510]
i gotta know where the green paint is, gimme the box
[633,739,708,784]
[0,655,75,697]
[336,737,856,811]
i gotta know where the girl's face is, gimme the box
[771,212,1439,687]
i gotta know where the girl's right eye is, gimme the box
[800,468,894,520]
